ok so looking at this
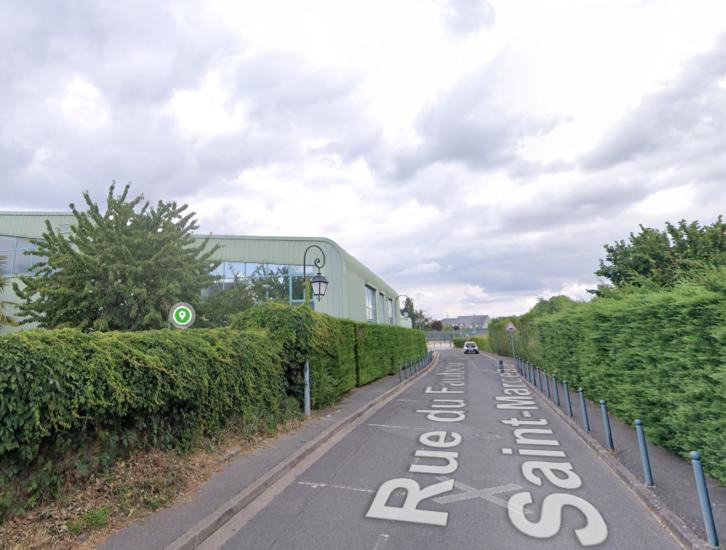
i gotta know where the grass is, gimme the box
[0,417,303,550]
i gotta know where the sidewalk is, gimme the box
[100,368,414,550]
[507,354,726,548]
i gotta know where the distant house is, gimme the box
[440,315,490,329]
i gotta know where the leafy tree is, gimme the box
[402,297,415,321]
[0,255,18,328]
[588,217,726,296]
[13,182,221,331]
[196,271,254,328]
[431,320,443,331]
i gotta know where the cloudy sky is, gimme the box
[2,0,726,319]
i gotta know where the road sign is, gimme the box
[472,330,477,335]
[504,321,517,332]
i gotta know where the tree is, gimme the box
[431,320,443,331]
[0,255,18,328]
[402,297,415,321]
[588,217,726,296]
[13,182,221,331]
[196,271,254,328]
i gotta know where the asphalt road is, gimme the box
[202,350,683,550]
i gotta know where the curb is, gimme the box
[512,362,712,550]
[163,353,440,550]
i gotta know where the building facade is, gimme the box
[0,212,411,333]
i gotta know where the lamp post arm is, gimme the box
[303,244,326,282]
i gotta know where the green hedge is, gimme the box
[231,303,427,397]
[452,336,493,352]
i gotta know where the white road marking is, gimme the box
[433,477,530,515]
[373,534,390,550]
[297,481,375,494]
[521,411,532,418]
[367,423,426,430]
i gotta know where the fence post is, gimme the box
[544,370,551,399]
[579,388,590,432]
[563,381,573,417]
[691,451,719,547]
[600,400,614,451]
[552,374,560,406]
[634,420,654,486]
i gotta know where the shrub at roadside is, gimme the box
[0,328,296,519]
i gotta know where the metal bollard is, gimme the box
[552,374,560,406]
[544,370,551,398]
[498,360,503,373]
[529,362,534,384]
[399,361,402,382]
[304,360,311,417]
[407,360,411,378]
[536,367,542,391]
[600,400,614,451]
[691,451,719,547]
[634,420,654,486]
[579,388,590,432]
[563,381,573,417]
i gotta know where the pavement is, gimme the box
[100,350,726,550]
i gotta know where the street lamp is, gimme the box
[303,245,328,302]
[395,294,410,322]
[302,245,329,418]
[419,310,429,331]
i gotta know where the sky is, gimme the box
[2,0,726,319]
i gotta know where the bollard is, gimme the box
[498,360,503,373]
[579,388,590,432]
[544,370,551,399]
[691,451,719,547]
[634,420,654,486]
[600,401,614,451]
[304,360,311,417]
[563,381,573,417]
[552,374,560,406]
[407,359,411,378]
[536,367,542,391]
[528,362,534,384]
[399,361,402,383]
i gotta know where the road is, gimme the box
[199,349,683,549]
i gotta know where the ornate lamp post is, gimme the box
[419,310,429,331]
[302,245,329,417]
[395,294,410,322]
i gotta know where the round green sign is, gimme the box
[169,302,196,328]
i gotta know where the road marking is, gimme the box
[433,478,530,515]
[297,481,374,494]
[372,534,389,550]
[367,423,426,430]
[521,411,532,418]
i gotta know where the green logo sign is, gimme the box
[169,302,196,329]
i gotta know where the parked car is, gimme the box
[463,341,479,354]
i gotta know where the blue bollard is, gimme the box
[407,360,411,378]
[600,400,614,451]
[544,370,551,398]
[529,362,534,384]
[536,367,542,391]
[691,451,719,547]
[579,388,590,432]
[399,361,402,382]
[635,420,654,486]
[552,374,560,406]
[563,381,573,417]
[498,360,503,373]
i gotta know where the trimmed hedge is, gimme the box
[231,303,427,400]
[452,336,493,352]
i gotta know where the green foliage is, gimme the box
[453,336,493,352]
[67,507,111,535]
[12,182,221,331]
[0,327,294,517]
[0,255,18,328]
[196,272,254,328]
[589,217,726,296]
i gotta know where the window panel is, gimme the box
[12,249,32,275]
[246,263,263,277]
[0,255,12,275]
[0,236,16,251]
[15,238,35,250]
[292,276,306,300]
[365,286,375,322]
[388,298,394,325]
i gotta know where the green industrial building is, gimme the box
[0,211,410,334]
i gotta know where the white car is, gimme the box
[463,341,479,354]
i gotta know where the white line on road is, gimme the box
[433,477,530,516]
[297,481,374,494]
[373,534,389,550]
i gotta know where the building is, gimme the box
[0,211,411,333]
[439,314,491,329]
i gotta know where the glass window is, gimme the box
[388,298,394,325]
[13,250,32,275]
[226,262,245,280]
[245,263,262,277]
[378,293,385,323]
[0,236,16,251]
[0,254,12,275]
[291,275,306,300]
[15,238,35,250]
[365,286,375,322]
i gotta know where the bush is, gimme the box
[0,327,294,517]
